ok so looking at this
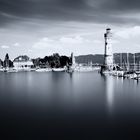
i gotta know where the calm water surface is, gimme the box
[0,72,140,139]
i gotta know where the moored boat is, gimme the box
[112,70,124,77]
[3,68,18,73]
[7,68,18,73]
[36,68,52,72]
[0,68,4,72]
[74,66,96,72]
[52,68,66,72]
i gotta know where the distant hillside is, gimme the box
[75,54,104,64]
[75,53,140,64]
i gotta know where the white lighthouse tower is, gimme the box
[104,28,113,70]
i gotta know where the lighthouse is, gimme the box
[104,28,113,70]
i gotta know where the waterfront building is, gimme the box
[13,55,34,71]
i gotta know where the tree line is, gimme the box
[0,53,72,68]
[32,53,72,68]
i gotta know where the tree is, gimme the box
[3,53,13,68]
[4,53,9,68]
[5,53,9,60]
[60,56,70,67]
[0,59,3,67]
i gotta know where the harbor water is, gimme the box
[0,71,140,139]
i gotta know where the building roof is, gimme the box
[13,55,30,62]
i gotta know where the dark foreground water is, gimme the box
[0,71,140,139]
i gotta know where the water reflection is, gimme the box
[1,72,140,138]
[106,76,114,114]
[101,75,115,114]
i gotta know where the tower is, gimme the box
[71,52,75,66]
[104,28,113,70]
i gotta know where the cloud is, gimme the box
[28,49,33,53]
[13,42,20,47]
[59,36,88,44]
[92,40,102,44]
[101,0,140,11]
[33,36,90,50]
[115,26,140,39]
[1,0,140,58]
[1,0,140,27]
[1,45,10,49]
[31,35,102,56]
[32,37,57,49]
[33,37,64,55]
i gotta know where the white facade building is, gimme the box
[13,55,34,71]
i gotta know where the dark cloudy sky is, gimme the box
[0,0,140,59]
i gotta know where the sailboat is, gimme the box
[123,53,138,79]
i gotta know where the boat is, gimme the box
[101,70,113,75]
[111,70,124,77]
[0,68,4,72]
[13,67,32,72]
[3,68,18,73]
[74,66,96,72]
[52,68,66,72]
[123,71,135,79]
[30,68,36,72]
[36,68,52,72]
[7,68,18,73]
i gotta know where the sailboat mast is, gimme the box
[127,53,129,71]
[139,61,140,71]
[134,53,136,71]
[120,53,122,68]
